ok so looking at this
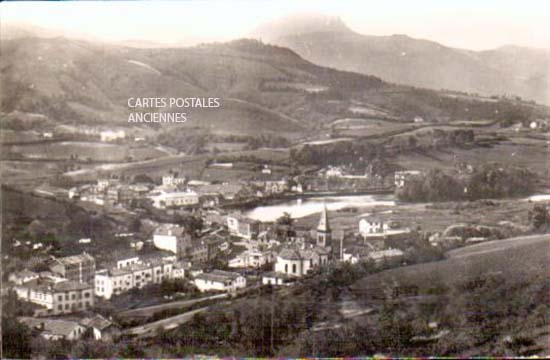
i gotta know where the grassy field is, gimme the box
[4,141,169,162]
[293,196,538,237]
[395,136,550,175]
[351,233,550,298]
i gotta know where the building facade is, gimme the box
[193,270,246,292]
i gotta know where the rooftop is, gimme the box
[154,223,185,237]
[79,314,113,331]
[54,253,95,266]
[195,269,242,283]
[19,317,82,337]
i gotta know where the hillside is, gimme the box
[2,35,547,140]
[253,14,550,105]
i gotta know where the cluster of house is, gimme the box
[69,179,150,206]
[67,172,304,210]
[341,213,411,264]
[95,252,187,300]
[10,253,96,316]
[8,189,418,342]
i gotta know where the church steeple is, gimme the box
[316,204,332,249]
[318,204,330,232]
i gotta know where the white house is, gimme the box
[95,268,134,300]
[359,217,390,236]
[394,170,422,188]
[162,175,186,187]
[149,189,199,209]
[262,272,295,286]
[153,224,187,254]
[359,217,411,239]
[100,129,126,142]
[226,213,260,240]
[228,249,274,268]
[193,270,246,293]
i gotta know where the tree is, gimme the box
[1,316,32,359]
[529,204,550,231]
[276,212,293,227]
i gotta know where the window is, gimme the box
[84,292,90,298]
[71,294,76,300]
[284,264,288,273]
[65,304,69,310]
[292,264,297,274]
[58,305,62,311]
[58,295,63,301]
[65,294,69,301]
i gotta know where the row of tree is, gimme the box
[397,165,537,202]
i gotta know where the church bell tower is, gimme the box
[316,205,332,249]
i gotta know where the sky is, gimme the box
[2,0,549,50]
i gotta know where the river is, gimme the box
[244,194,396,222]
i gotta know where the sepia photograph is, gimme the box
[0,0,549,358]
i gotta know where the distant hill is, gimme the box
[1,34,548,138]
[253,14,550,105]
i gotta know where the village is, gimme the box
[4,162,435,341]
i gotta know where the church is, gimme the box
[273,205,334,278]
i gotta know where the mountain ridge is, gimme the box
[251,14,549,104]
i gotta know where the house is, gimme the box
[79,314,119,341]
[394,170,422,188]
[153,224,190,256]
[8,269,39,285]
[227,213,260,240]
[100,129,126,142]
[359,217,389,236]
[112,250,141,269]
[96,179,111,192]
[19,317,86,341]
[95,257,177,299]
[368,248,405,263]
[262,272,295,286]
[342,246,372,264]
[162,174,186,187]
[172,262,189,279]
[325,166,344,178]
[228,249,274,268]
[149,189,199,209]
[187,239,209,264]
[15,279,95,315]
[95,268,133,300]
[193,270,246,293]
[48,253,96,284]
[209,162,233,169]
[192,183,245,201]
[359,217,411,239]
